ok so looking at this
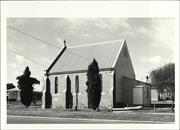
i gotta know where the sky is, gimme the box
[7,18,175,91]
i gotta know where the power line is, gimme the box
[7,25,62,49]
[7,25,95,64]
[8,25,92,62]
[7,48,47,68]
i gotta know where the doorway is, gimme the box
[133,86,143,105]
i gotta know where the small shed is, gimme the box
[122,77,151,107]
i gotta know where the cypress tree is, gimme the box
[16,66,40,108]
[86,59,102,110]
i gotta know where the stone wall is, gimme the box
[44,70,114,109]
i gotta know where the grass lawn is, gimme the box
[7,104,175,123]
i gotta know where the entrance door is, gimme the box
[133,86,143,105]
[66,76,73,109]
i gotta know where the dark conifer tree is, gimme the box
[86,59,102,110]
[16,66,40,108]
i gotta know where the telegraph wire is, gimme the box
[7,25,92,63]
[7,48,87,69]
[7,48,47,68]
[7,25,62,49]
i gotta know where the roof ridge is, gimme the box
[68,39,125,49]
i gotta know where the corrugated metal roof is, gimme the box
[49,40,125,74]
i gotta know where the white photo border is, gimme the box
[1,1,179,130]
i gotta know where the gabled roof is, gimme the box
[48,40,125,75]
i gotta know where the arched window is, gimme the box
[66,76,73,109]
[75,75,79,93]
[55,76,58,94]
[99,74,102,92]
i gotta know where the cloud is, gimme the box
[93,18,130,30]
[150,19,175,53]
[141,56,162,64]
[15,54,32,68]
[7,18,29,26]
[64,18,130,32]
[39,57,51,66]
[138,27,150,34]
[56,37,65,46]
[9,62,17,68]
[12,70,20,77]
[15,55,25,64]
[7,42,16,49]
[7,41,23,52]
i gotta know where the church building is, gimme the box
[42,40,151,109]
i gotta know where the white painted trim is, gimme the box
[112,39,125,68]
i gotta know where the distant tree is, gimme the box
[150,63,175,111]
[86,58,102,110]
[7,83,15,90]
[16,66,40,108]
